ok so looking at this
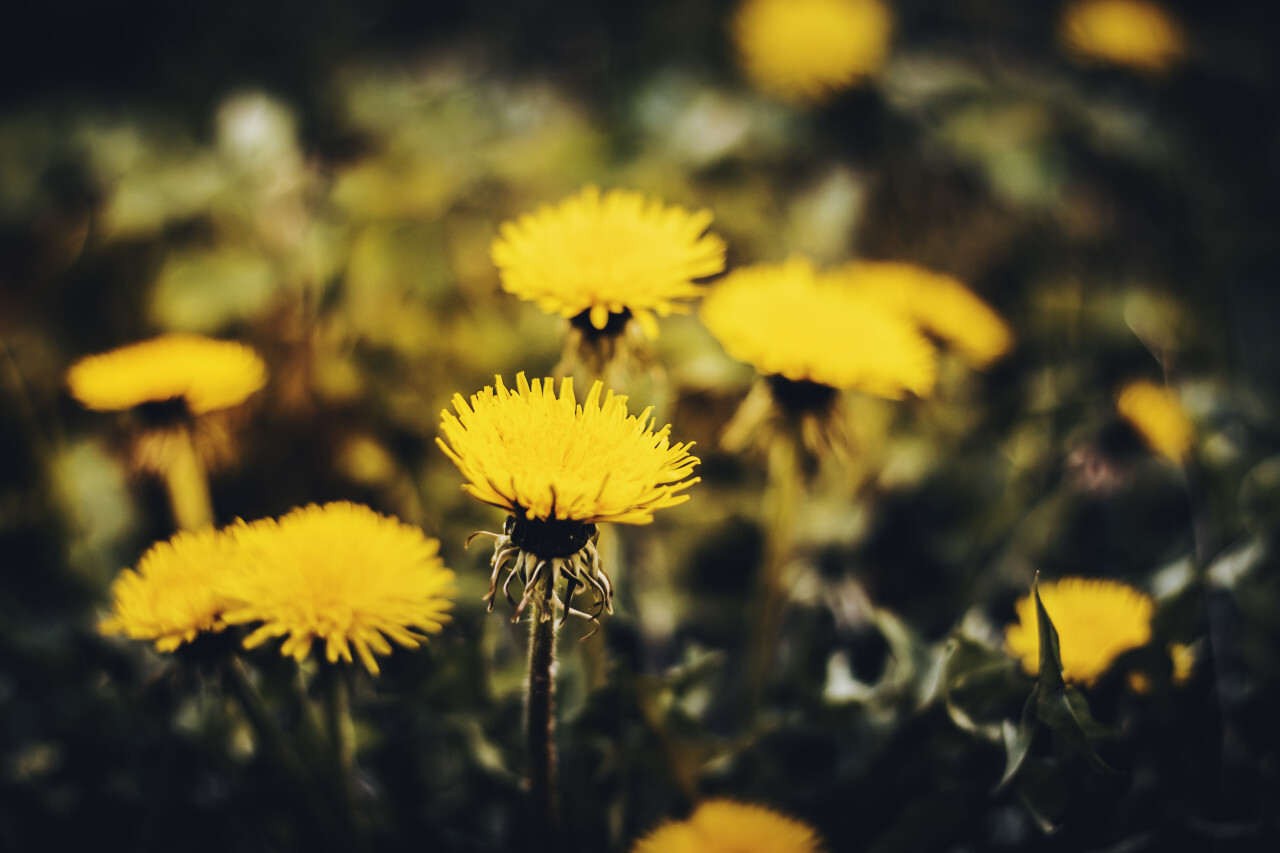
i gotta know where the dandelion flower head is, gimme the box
[99,527,234,652]
[490,186,726,339]
[1116,380,1194,464]
[632,799,824,853]
[437,373,700,526]
[833,261,1013,368]
[733,0,892,102]
[67,334,268,415]
[700,257,937,399]
[1060,0,1186,73]
[1005,577,1154,686]
[220,502,456,675]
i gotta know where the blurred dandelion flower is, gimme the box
[733,0,892,102]
[1170,641,1195,685]
[1006,577,1154,686]
[632,799,824,853]
[1060,0,1186,73]
[834,261,1013,368]
[1116,380,1194,464]
[437,373,699,622]
[221,502,456,676]
[66,334,267,416]
[100,527,234,652]
[490,186,726,341]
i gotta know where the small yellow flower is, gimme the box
[99,527,234,652]
[701,257,937,399]
[1116,380,1194,464]
[221,502,456,676]
[1005,577,1154,686]
[733,0,892,102]
[833,261,1013,368]
[1060,0,1186,73]
[67,334,268,415]
[1170,641,1195,685]
[490,186,726,339]
[632,799,824,853]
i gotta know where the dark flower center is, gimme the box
[505,516,597,558]
[569,307,632,340]
[765,374,839,416]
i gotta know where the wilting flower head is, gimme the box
[490,186,726,340]
[702,257,937,399]
[632,799,824,853]
[1005,577,1154,686]
[1060,0,1186,73]
[67,334,268,416]
[438,374,699,623]
[831,261,1013,368]
[99,527,235,652]
[733,0,892,102]
[221,502,456,675]
[1116,380,1194,464]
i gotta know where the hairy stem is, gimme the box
[527,572,561,853]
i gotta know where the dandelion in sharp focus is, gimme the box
[437,372,700,625]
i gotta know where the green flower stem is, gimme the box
[323,664,368,852]
[527,572,561,853]
[224,657,340,845]
[162,425,214,531]
[750,433,801,713]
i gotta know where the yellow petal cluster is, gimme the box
[1060,0,1186,73]
[490,186,726,338]
[67,334,267,415]
[700,257,937,399]
[220,502,456,675]
[1116,380,1194,464]
[733,0,892,102]
[437,373,700,525]
[1005,577,1154,686]
[99,527,233,652]
[833,261,1013,368]
[632,800,824,853]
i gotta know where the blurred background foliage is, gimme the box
[3,0,1279,850]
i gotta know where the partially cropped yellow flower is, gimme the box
[1060,0,1186,73]
[490,186,726,339]
[633,800,824,853]
[701,257,937,399]
[221,502,456,675]
[733,0,892,102]
[99,527,234,652]
[67,334,267,415]
[437,373,700,526]
[1005,577,1154,686]
[833,261,1013,368]
[1116,380,1194,464]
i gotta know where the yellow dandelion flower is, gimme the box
[438,373,699,623]
[701,257,937,399]
[99,527,234,653]
[1060,0,1186,73]
[490,186,726,340]
[633,800,824,853]
[1170,641,1195,685]
[1116,380,1194,464]
[1005,577,1154,686]
[220,502,456,676]
[67,334,267,415]
[733,0,892,102]
[833,261,1013,368]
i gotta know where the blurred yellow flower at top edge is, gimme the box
[632,799,825,853]
[437,373,701,525]
[66,334,267,415]
[733,0,893,102]
[1060,0,1186,73]
[700,257,938,399]
[490,186,726,339]
[100,527,235,652]
[220,502,456,676]
[1005,577,1154,686]
[833,261,1014,368]
[1116,379,1194,464]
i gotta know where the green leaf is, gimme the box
[995,689,1038,792]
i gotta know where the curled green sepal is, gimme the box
[1032,574,1121,775]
